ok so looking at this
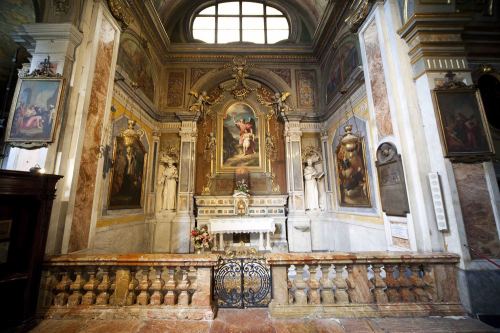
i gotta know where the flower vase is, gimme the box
[195,247,204,254]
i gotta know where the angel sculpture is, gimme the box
[188,90,212,117]
[270,92,292,117]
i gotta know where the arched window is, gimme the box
[192,1,289,44]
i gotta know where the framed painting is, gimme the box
[216,102,265,173]
[432,88,494,159]
[108,136,147,209]
[336,133,371,207]
[5,77,64,146]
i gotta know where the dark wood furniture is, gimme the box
[0,170,62,327]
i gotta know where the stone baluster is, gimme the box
[108,274,116,306]
[384,265,401,303]
[219,233,224,251]
[149,267,165,305]
[410,264,428,302]
[307,265,321,304]
[293,265,308,305]
[54,271,71,306]
[287,265,296,304]
[163,268,177,305]
[136,269,151,305]
[258,232,265,251]
[320,264,335,304]
[422,265,436,302]
[96,268,111,305]
[126,269,139,306]
[398,264,415,302]
[67,270,84,306]
[333,265,349,304]
[266,232,272,251]
[177,269,191,306]
[371,264,388,304]
[188,266,197,301]
[82,268,99,305]
[38,271,57,308]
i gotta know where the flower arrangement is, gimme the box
[235,178,249,194]
[191,225,212,251]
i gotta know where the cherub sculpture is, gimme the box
[188,90,212,117]
[270,91,292,117]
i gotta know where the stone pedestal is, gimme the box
[151,211,176,253]
[287,213,311,252]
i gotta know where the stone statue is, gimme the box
[314,161,327,211]
[158,156,178,211]
[304,158,320,210]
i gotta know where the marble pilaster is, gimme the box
[284,116,311,252]
[172,113,199,253]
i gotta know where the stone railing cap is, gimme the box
[44,253,220,267]
[265,252,460,265]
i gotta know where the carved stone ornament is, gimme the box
[435,71,469,90]
[107,0,133,30]
[53,0,70,15]
[301,145,322,163]
[345,0,375,32]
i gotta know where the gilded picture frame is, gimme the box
[432,88,494,160]
[216,101,266,174]
[5,77,64,148]
[107,136,148,210]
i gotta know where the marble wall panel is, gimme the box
[296,70,316,108]
[166,70,185,107]
[69,17,117,252]
[453,163,500,259]
[93,221,149,253]
[363,20,393,138]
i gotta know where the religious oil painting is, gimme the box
[218,102,263,172]
[5,78,63,144]
[108,136,147,209]
[433,88,494,159]
[335,128,371,207]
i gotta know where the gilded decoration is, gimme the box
[336,125,371,207]
[107,0,133,29]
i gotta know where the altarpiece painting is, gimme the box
[108,136,147,209]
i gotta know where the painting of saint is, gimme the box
[434,89,493,157]
[108,136,146,209]
[221,103,260,168]
[6,78,63,143]
[117,36,155,102]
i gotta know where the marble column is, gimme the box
[284,115,311,252]
[171,113,199,253]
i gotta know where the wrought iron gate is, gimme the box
[213,257,272,308]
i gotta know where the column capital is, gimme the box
[12,23,83,54]
[284,121,302,141]
[398,13,472,78]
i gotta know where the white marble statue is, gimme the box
[304,158,319,210]
[314,161,327,211]
[158,157,178,211]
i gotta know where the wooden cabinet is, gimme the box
[0,170,62,327]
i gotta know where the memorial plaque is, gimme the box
[376,143,410,216]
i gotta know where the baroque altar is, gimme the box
[195,195,288,252]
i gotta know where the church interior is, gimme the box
[0,0,499,332]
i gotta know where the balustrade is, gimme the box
[267,252,464,318]
[38,254,218,320]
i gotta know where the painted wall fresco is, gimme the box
[363,20,394,138]
[268,68,292,87]
[326,41,360,103]
[453,163,500,259]
[190,68,214,88]
[69,17,117,252]
[296,70,316,108]
[117,35,155,102]
[166,70,185,107]
[0,0,35,81]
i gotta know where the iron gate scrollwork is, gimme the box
[213,257,272,308]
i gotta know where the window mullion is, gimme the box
[240,0,243,42]
[215,3,218,43]
[264,4,267,44]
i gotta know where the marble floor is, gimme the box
[20,309,498,333]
